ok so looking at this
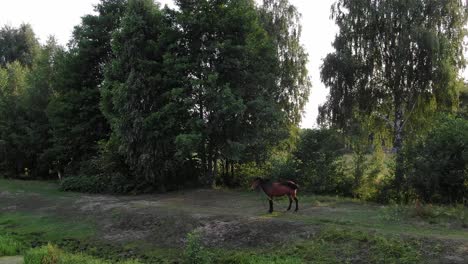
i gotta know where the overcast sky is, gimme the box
[1,0,466,128]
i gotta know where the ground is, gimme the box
[0,179,467,263]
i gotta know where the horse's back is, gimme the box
[269,182,297,197]
[281,180,299,190]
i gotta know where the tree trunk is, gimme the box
[230,163,234,179]
[207,152,212,186]
[393,104,405,201]
[213,155,218,187]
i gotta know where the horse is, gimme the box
[251,177,299,213]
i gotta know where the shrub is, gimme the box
[60,175,109,194]
[60,173,138,194]
[24,243,60,264]
[184,231,211,264]
[404,115,467,204]
[0,234,22,256]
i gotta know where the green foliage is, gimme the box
[0,234,22,256]
[184,231,211,264]
[60,175,109,194]
[259,0,311,125]
[46,0,127,178]
[320,0,468,198]
[23,243,141,264]
[404,115,468,204]
[60,173,136,194]
[294,129,352,196]
[236,162,269,188]
[0,24,39,67]
[24,243,60,264]
[0,61,30,178]
[101,0,184,190]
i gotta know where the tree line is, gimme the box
[0,0,310,191]
[1,0,466,204]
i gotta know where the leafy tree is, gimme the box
[320,0,467,198]
[405,115,467,204]
[259,0,311,126]
[173,0,310,185]
[24,37,62,178]
[46,0,127,176]
[0,24,39,67]
[102,0,187,190]
[0,61,30,177]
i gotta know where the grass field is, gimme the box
[0,179,466,263]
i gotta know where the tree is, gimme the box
[173,0,310,185]
[0,61,30,177]
[24,37,62,178]
[46,0,127,176]
[320,0,467,198]
[0,24,39,67]
[259,0,311,126]
[102,0,186,190]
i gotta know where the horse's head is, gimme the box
[251,177,264,190]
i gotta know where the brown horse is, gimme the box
[251,177,299,213]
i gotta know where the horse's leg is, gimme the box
[287,195,292,211]
[294,196,299,212]
[268,198,274,213]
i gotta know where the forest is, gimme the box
[1,0,466,203]
[0,0,467,262]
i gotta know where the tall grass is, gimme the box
[23,243,141,264]
[0,234,23,256]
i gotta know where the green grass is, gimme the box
[0,179,75,198]
[203,227,423,264]
[23,243,141,264]
[0,212,95,243]
[0,234,23,256]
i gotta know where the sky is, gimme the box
[0,0,466,128]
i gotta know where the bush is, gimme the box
[184,231,211,264]
[0,234,22,256]
[404,115,467,204]
[24,243,60,264]
[60,175,109,194]
[60,173,140,194]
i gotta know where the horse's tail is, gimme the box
[283,180,299,190]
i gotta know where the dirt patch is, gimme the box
[196,217,316,248]
[0,256,23,264]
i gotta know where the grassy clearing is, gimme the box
[1,179,466,263]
